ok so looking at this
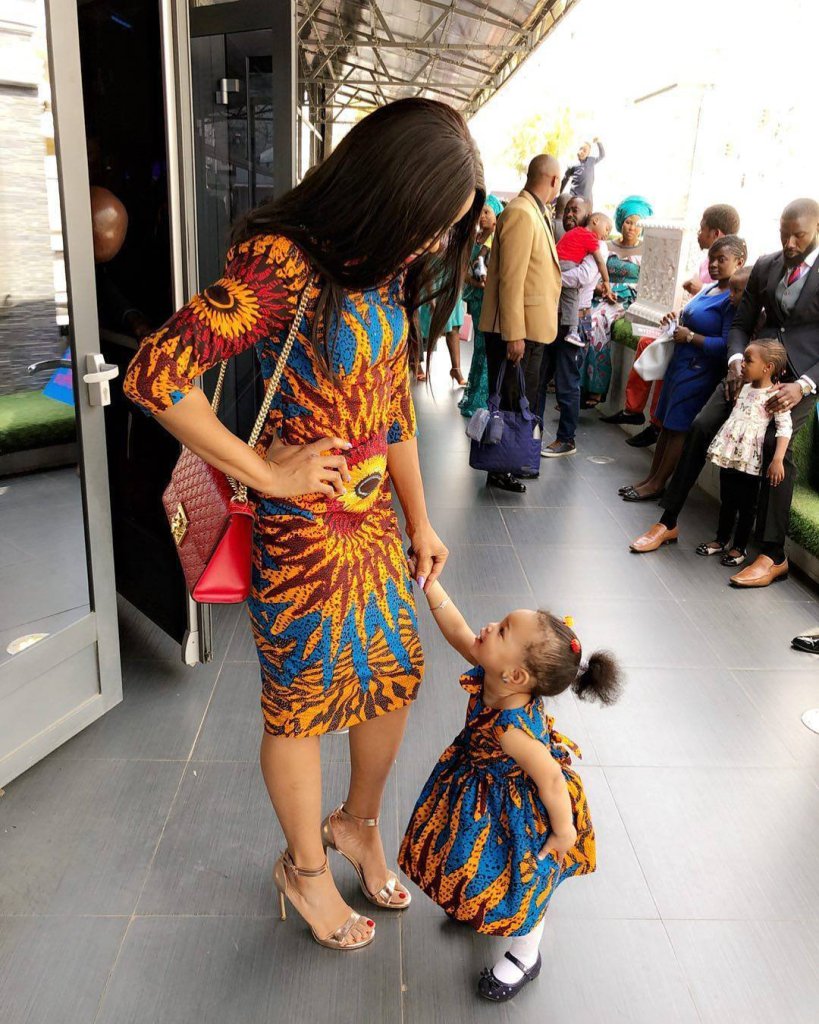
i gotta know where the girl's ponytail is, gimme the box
[572,650,622,706]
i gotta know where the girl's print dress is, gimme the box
[399,667,595,936]
[123,234,424,737]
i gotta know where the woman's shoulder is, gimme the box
[226,233,312,288]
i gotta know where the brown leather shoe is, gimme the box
[629,523,679,553]
[730,555,789,588]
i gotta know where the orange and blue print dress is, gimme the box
[399,667,594,936]
[123,234,423,737]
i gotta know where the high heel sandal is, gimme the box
[449,368,467,388]
[321,805,411,910]
[272,850,375,950]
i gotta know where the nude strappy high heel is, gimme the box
[321,805,411,910]
[272,850,375,950]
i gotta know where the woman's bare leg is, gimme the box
[627,429,669,492]
[329,706,412,899]
[260,733,373,944]
[445,329,466,384]
[632,429,686,496]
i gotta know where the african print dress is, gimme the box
[398,667,594,937]
[123,234,424,737]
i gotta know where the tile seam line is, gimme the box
[89,619,234,1023]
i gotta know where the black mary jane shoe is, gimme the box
[478,952,542,1003]
[720,549,746,568]
[487,472,526,494]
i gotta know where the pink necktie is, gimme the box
[787,263,808,286]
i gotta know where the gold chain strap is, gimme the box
[210,274,315,502]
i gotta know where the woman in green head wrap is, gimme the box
[581,194,653,405]
[458,195,503,417]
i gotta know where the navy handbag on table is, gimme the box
[468,360,541,477]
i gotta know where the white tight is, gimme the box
[492,918,546,984]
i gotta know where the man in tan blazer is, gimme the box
[479,154,562,491]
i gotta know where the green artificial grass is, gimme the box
[790,483,819,558]
[0,391,77,455]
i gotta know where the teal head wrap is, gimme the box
[485,194,503,216]
[615,195,654,233]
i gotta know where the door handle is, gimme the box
[215,78,241,105]
[82,352,119,406]
[27,359,72,374]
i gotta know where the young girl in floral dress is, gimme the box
[399,576,622,1002]
[698,338,792,569]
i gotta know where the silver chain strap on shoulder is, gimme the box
[210,274,315,502]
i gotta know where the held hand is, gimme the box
[659,312,677,328]
[723,361,744,402]
[682,278,700,297]
[765,382,802,415]
[265,436,351,499]
[538,825,577,862]
[767,458,785,488]
[506,339,526,364]
[672,326,691,343]
[602,284,616,304]
[406,522,449,591]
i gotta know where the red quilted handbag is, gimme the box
[162,278,313,603]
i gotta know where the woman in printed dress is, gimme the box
[123,99,485,951]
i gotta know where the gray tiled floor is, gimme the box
[1,355,818,1023]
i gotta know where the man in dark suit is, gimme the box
[630,198,819,587]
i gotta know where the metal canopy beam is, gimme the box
[297,0,582,131]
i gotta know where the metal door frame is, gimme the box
[159,0,297,664]
[0,0,122,787]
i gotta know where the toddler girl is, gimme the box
[698,339,792,567]
[398,578,621,1002]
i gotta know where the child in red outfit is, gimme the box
[556,213,614,347]
[556,214,614,299]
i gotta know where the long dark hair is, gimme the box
[232,98,485,371]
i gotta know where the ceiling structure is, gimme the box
[297,1,581,128]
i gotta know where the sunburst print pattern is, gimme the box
[123,234,423,737]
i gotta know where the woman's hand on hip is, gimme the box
[265,436,351,498]
[406,522,449,591]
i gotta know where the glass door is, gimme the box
[0,0,122,786]
[189,0,296,440]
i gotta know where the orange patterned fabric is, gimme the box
[123,234,423,736]
[399,667,595,936]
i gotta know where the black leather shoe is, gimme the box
[478,952,542,1002]
[487,472,526,493]
[601,409,645,425]
[792,634,819,654]
[626,424,660,448]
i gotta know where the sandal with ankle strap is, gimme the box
[321,805,411,910]
[272,850,375,950]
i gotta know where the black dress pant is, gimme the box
[484,333,545,414]
[717,469,761,551]
[660,381,814,559]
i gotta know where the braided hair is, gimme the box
[709,234,747,263]
[523,612,622,706]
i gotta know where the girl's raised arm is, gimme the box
[421,580,478,664]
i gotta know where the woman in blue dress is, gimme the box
[621,235,747,501]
